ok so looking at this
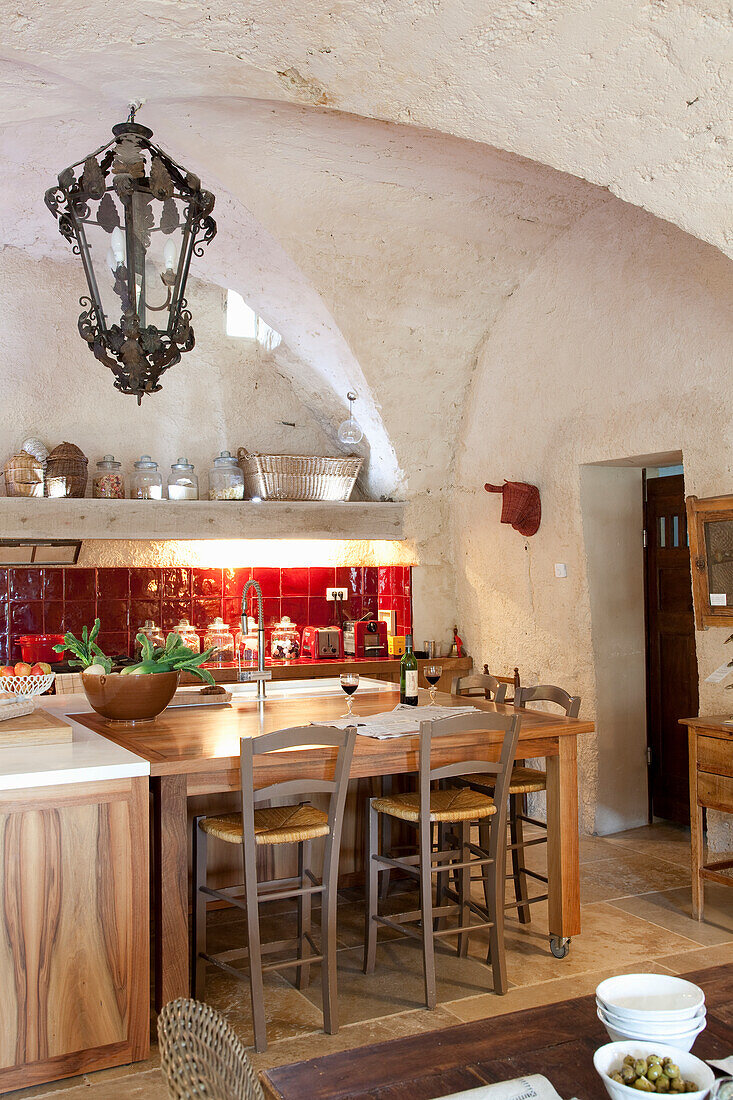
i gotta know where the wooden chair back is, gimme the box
[158,996,265,1100]
[452,673,507,703]
[514,684,581,718]
[482,664,520,702]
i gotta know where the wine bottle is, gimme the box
[400,634,419,706]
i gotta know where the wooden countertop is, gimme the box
[69,687,594,780]
[180,655,472,684]
[680,714,733,735]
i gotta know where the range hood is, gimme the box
[0,539,82,566]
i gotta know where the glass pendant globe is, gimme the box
[338,416,363,446]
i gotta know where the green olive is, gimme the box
[647,1064,663,1082]
[655,1077,670,1093]
[664,1064,680,1080]
[669,1080,685,1093]
[622,1066,637,1083]
[635,1061,649,1078]
[624,1056,637,1066]
[611,1072,625,1083]
[684,1084,698,1093]
[648,1057,662,1067]
[634,1077,655,1092]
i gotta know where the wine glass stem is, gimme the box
[346,695,353,716]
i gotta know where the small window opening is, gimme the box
[226,289,282,350]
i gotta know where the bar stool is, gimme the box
[456,684,580,929]
[191,724,356,1053]
[364,711,520,1008]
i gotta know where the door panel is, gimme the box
[644,474,698,824]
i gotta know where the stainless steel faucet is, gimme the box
[239,578,272,698]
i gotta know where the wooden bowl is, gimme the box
[81,670,180,723]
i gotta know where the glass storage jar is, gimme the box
[236,615,259,667]
[130,455,163,499]
[203,617,235,665]
[93,455,125,499]
[167,458,199,500]
[208,451,244,500]
[270,616,301,660]
[170,618,200,653]
[133,618,165,657]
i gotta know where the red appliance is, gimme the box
[301,626,343,659]
[343,619,388,659]
[16,634,66,664]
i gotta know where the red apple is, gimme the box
[14,662,32,677]
[30,663,51,676]
[0,666,15,678]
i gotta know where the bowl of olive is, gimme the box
[594,1042,715,1100]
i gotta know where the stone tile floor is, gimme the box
[9,822,733,1099]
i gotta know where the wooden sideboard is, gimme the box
[680,715,733,919]
[0,777,149,1093]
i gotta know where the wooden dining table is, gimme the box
[71,683,594,1011]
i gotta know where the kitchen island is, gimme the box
[0,696,150,1094]
[70,678,594,1011]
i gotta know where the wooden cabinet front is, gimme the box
[0,777,149,1094]
[686,493,733,628]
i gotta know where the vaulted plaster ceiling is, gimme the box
[1,0,730,496]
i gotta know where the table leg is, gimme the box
[688,730,704,921]
[546,735,581,943]
[152,774,190,1010]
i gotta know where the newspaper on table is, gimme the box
[318,703,480,739]
[435,1074,567,1100]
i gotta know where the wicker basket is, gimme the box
[3,451,44,497]
[45,442,88,498]
[237,449,362,502]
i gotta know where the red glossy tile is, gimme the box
[223,568,250,598]
[64,568,97,601]
[307,597,332,627]
[0,570,7,597]
[162,568,191,600]
[260,597,281,627]
[363,568,378,596]
[336,566,362,596]
[281,568,308,597]
[378,595,395,612]
[97,632,129,658]
[61,600,97,633]
[130,600,162,632]
[130,568,161,599]
[361,595,377,617]
[43,569,64,600]
[96,568,129,600]
[404,568,412,598]
[223,599,243,630]
[251,568,280,598]
[0,634,8,663]
[280,596,308,626]
[10,569,44,601]
[96,599,129,632]
[192,569,223,598]
[378,567,391,596]
[10,601,45,634]
[308,567,335,596]
[0,602,6,632]
[390,567,406,596]
[347,596,363,620]
[161,600,192,631]
[44,601,65,632]
[192,598,223,630]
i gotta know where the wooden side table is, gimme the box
[680,715,733,919]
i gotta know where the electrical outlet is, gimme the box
[326,588,348,602]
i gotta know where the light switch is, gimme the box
[554,563,568,578]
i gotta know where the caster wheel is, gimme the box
[550,935,570,958]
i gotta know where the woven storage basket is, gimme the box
[3,450,44,497]
[45,442,88,498]
[237,449,362,502]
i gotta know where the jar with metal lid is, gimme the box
[167,458,198,501]
[93,454,125,499]
[270,616,301,660]
[170,618,200,653]
[236,615,259,667]
[130,455,163,499]
[208,451,244,501]
[203,617,235,665]
[133,618,165,657]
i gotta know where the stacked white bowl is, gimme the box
[596,974,707,1053]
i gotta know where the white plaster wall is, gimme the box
[453,199,733,844]
[0,246,338,487]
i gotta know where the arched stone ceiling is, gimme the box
[1,0,731,257]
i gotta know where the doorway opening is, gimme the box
[580,451,698,834]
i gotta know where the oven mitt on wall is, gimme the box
[485,480,541,537]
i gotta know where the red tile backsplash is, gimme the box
[0,566,411,661]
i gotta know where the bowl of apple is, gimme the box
[0,662,56,697]
[57,620,216,725]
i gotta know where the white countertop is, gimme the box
[0,677,395,792]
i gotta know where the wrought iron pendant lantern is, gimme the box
[45,108,217,402]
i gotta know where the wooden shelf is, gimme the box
[0,497,405,542]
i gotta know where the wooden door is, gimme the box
[644,474,699,824]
